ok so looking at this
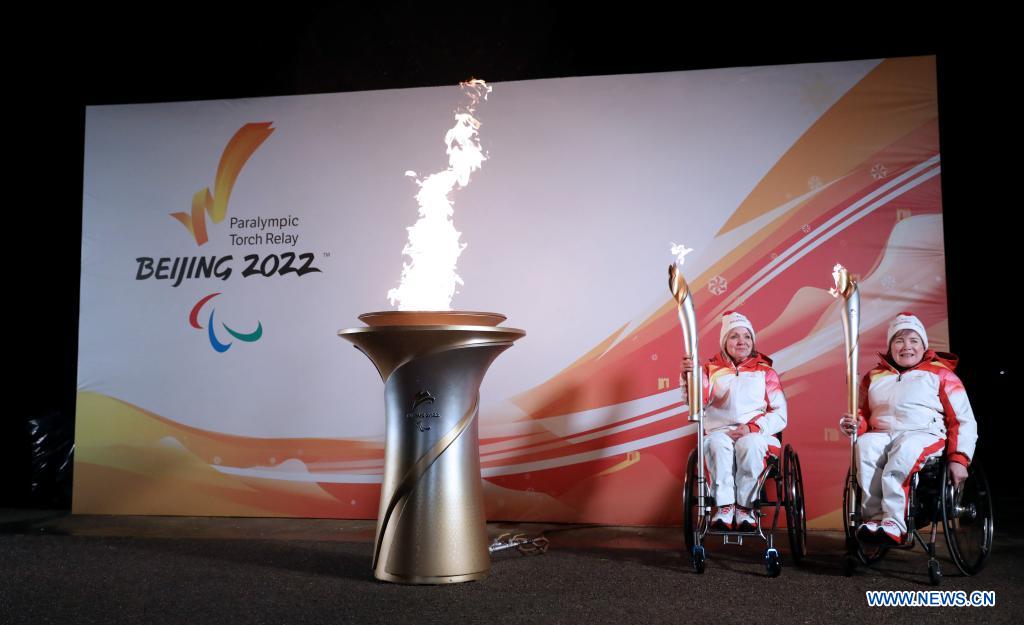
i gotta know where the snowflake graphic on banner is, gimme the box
[808,176,823,190]
[708,275,728,296]
[871,163,888,180]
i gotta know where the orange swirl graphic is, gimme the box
[171,122,275,245]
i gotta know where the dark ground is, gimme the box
[2,509,1021,625]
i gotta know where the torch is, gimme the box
[829,264,860,447]
[830,263,860,546]
[669,264,703,423]
[669,253,706,551]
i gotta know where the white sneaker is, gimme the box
[879,519,906,545]
[856,520,881,542]
[735,506,757,531]
[711,504,735,530]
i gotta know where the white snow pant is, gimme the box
[704,430,781,508]
[855,431,945,534]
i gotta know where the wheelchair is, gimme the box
[843,454,994,585]
[682,435,807,577]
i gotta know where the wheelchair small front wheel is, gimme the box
[692,545,706,574]
[843,554,858,577]
[928,558,942,586]
[765,548,782,578]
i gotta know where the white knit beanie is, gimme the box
[886,312,928,350]
[720,311,755,351]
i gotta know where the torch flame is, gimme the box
[387,79,493,310]
[669,243,694,303]
[830,263,856,299]
[670,242,693,269]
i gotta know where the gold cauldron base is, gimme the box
[339,311,525,584]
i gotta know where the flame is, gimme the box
[830,263,856,299]
[670,242,693,268]
[387,79,493,310]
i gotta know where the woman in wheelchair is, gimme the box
[681,311,787,532]
[840,312,977,547]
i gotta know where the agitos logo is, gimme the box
[171,122,275,246]
[189,293,263,353]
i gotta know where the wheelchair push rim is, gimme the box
[942,460,994,576]
[783,445,807,563]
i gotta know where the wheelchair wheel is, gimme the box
[843,468,888,565]
[783,445,807,564]
[942,460,994,576]
[682,448,706,553]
